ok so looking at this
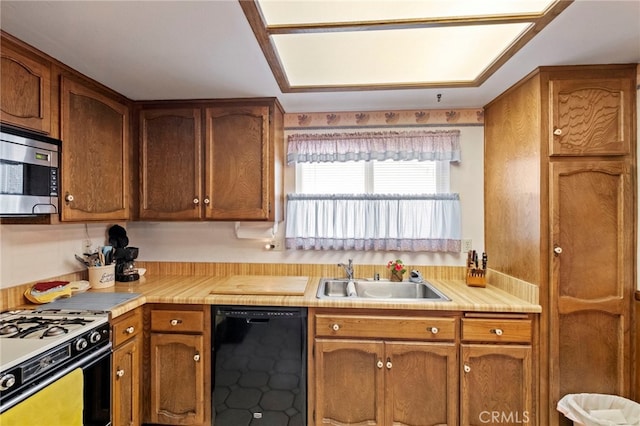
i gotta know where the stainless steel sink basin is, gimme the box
[316,278,450,301]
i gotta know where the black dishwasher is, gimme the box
[213,306,307,426]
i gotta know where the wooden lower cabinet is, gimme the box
[147,305,211,426]
[150,333,205,425]
[460,344,533,426]
[111,308,142,426]
[113,338,140,426]
[315,339,457,426]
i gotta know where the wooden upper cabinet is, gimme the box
[138,99,283,222]
[60,76,130,221]
[205,106,271,220]
[549,72,634,156]
[139,108,202,220]
[0,43,52,134]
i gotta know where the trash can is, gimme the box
[557,393,640,426]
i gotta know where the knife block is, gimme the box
[466,268,486,287]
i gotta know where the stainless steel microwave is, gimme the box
[0,126,60,216]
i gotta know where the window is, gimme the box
[296,159,449,194]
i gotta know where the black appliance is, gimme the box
[108,224,139,282]
[213,306,307,426]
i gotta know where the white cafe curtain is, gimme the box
[285,194,461,252]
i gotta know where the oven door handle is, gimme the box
[0,343,112,414]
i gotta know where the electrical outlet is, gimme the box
[461,239,473,253]
[82,239,93,254]
[264,239,284,251]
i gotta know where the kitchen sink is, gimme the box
[316,278,450,301]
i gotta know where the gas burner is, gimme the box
[0,324,18,336]
[42,326,69,338]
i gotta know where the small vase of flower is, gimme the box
[387,259,407,282]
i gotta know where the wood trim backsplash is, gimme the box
[0,270,88,311]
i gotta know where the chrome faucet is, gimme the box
[338,259,354,280]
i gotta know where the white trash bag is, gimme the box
[557,393,640,426]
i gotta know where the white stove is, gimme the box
[0,309,110,412]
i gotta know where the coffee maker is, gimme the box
[115,246,139,282]
[108,225,140,282]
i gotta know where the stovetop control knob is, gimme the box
[0,373,16,391]
[89,331,102,344]
[75,338,88,351]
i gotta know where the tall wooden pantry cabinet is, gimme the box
[484,64,636,425]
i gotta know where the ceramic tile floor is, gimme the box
[214,317,305,426]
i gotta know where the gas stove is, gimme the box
[0,309,110,411]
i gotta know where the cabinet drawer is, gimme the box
[315,314,456,341]
[461,318,531,343]
[112,308,142,347]
[151,310,204,333]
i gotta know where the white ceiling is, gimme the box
[1,0,639,113]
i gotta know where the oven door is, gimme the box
[0,345,111,426]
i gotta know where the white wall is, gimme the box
[0,126,484,288]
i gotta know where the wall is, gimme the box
[0,108,484,289]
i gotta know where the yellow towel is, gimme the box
[0,368,83,426]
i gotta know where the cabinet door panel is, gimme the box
[386,342,457,426]
[60,77,129,221]
[549,160,632,410]
[550,77,633,156]
[205,106,270,220]
[461,344,533,426]
[0,45,52,134]
[150,333,204,425]
[315,339,384,425]
[113,337,139,426]
[140,108,202,220]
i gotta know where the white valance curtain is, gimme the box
[285,194,462,252]
[287,130,461,164]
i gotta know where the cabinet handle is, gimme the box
[65,193,74,203]
[331,323,340,331]
[553,128,563,136]
[386,357,392,369]
[125,326,135,334]
[554,245,563,256]
[377,360,383,369]
[490,328,504,336]
[429,327,439,334]
[170,319,182,326]
[203,197,210,205]
[116,369,125,378]
[193,197,200,205]
[464,364,471,373]
[194,353,201,362]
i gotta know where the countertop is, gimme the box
[87,273,541,319]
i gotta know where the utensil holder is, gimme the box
[466,268,486,287]
[88,264,116,289]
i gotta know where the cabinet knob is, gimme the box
[491,328,504,336]
[553,128,563,136]
[429,327,439,334]
[377,360,384,369]
[125,326,135,334]
[554,245,563,255]
[116,369,125,378]
[331,323,340,331]
[170,319,182,326]
[464,364,471,373]
[65,193,74,203]
[194,353,201,362]
[193,197,200,205]
[386,358,392,369]
[203,197,210,205]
